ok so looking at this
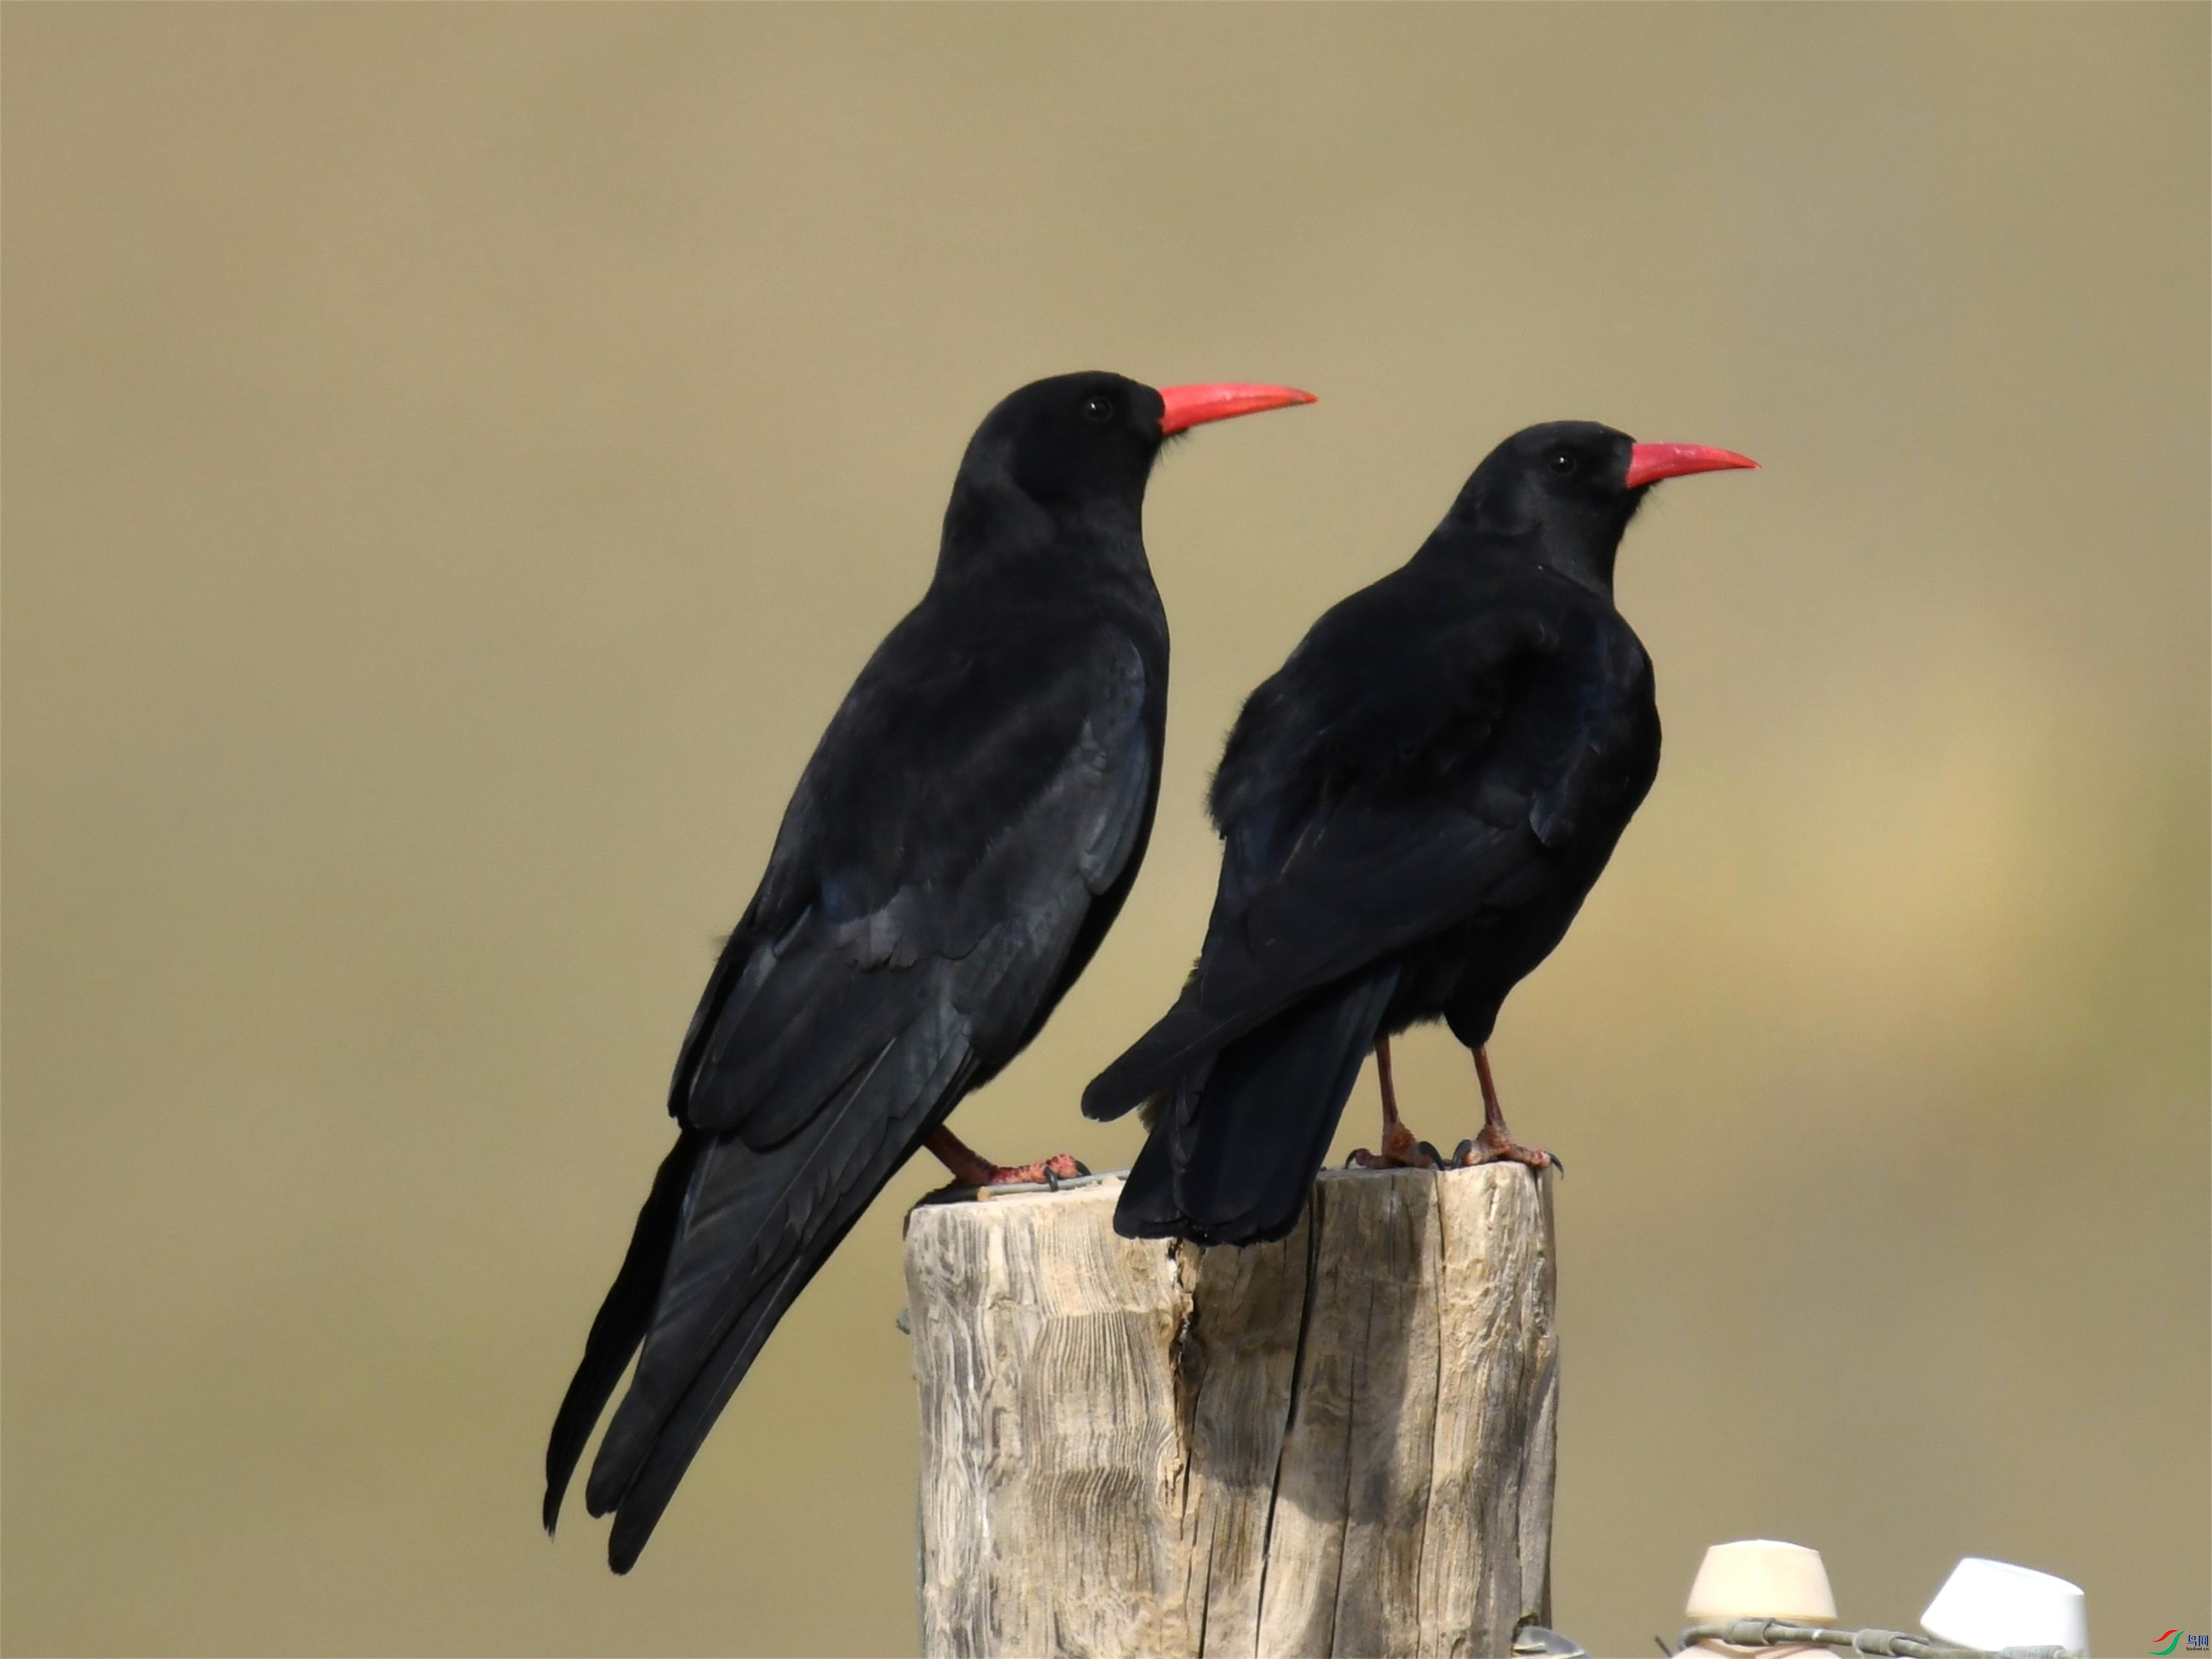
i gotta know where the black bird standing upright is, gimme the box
[1084,422,1753,1245]
[545,372,1314,1569]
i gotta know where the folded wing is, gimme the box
[549,622,1154,1569]
[1086,595,1646,1120]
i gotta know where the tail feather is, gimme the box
[582,1029,977,1570]
[543,1131,697,1534]
[1115,967,1397,1245]
[604,1202,867,1573]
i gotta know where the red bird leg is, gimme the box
[1454,1046,1557,1174]
[923,1125,1087,1188]
[1349,1036,1441,1168]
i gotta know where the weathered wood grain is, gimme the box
[906,1164,1557,1658]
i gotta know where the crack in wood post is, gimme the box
[1249,1184,1324,1652]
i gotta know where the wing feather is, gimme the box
[1087,593,1650,1119]
[564,624,1156,1566]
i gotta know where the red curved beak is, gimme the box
[1157,383,1317,436]
[1625,442,1759,490]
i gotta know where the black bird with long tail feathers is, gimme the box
[545,372,1313,1569]
[1083,421,1753,1246]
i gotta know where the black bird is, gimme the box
[545,371,1314,1568]
[1083,422,1753,1245]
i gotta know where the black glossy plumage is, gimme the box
[1085,422,1680,1245]
[546,373,1183,1571]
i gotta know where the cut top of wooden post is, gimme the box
[907,1165,1559,1659]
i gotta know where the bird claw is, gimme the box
[1348,1124,1443,1170]
[1451,1135,1560,1177]
[939,1152,1089,1193]
[994,1152,1086,1189]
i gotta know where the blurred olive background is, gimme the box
[5,5,2205,1656]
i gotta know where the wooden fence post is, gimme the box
[906,1164,1559,1658]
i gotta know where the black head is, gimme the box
[943,372,1314,566]
[1439,420,1755,590]
[958,372,1170,516]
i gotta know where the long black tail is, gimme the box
[1116,966,1398,1245]
[543,1131,697,1534]
[570,1034,976,1573]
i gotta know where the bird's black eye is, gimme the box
[1082,393,1117,424]
[1547,450,1579,476]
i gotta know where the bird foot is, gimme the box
[979,1153,1089,1188]
[1450,1130,1561,1177]
[1347,1121,1445,1170]
[932,1151,1089,1193]
[925,1124,1088,1192]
